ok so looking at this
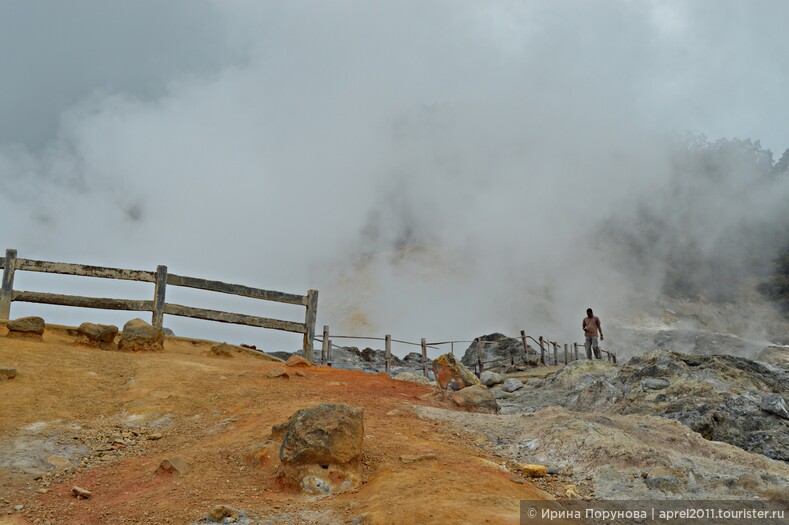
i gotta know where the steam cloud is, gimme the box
[1,1,788,355]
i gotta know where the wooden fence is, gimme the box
[0,249,319,360]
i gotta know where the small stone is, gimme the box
[71,486,92,499]
[509,476,524,484]
[0,367,17,379]
[285,355,313,367]
[210,343,235,357]
[147,433,163,440]
[208,504,240,523]
[157,456,188,475]
[38,488,48,494]
[399,453,437,464]
[565,484,581,499]
[294,370,306,377]
[14,504,24,511]
[520,464,547,478]
[265,367,289,379]
[386,409,401,416]
[642,377,671,390]
[502,378,524,392]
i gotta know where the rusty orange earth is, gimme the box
[0,324,550,524]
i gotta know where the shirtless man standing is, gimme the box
[583,308,604,360]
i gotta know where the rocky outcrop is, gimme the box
[490,350,789,462]
[7,316,45,338]
[275,403,364,495]
[77,322,118,348]
[432,353,480,391]
[460,333,538,373]
[117,319,164,352]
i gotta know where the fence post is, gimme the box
[539,336,545,365]
[564,344,568,364]
[321,325,330,365]
[0,249,17,321]
[152,265,168,329]
[574,342,579,361]
[477,339,484,374]
[385,334,392,374]
[327,339,333,365]
[302,289,319,362]
[520,330,529,365]
[421,338,428,377]
[612,353,617,365]
[553,342,558,365]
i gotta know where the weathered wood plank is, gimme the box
[422,338,429,377]
[302,289,318,360]
[1,249,17,320]
[163,303,306,333]
[15,258,156,283]
[152,265,168,329]
[166,273,307,305]
[12,290,154,311]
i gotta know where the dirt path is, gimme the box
[0,325,548,524]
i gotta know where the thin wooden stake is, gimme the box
[421,338,428,377]
[539,336,545,365]
[321,325,330,365]
[564,343,568,364]
[477,339,484,374]
[385,334,392,374]
[520,330,529,365]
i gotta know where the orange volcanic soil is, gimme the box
[0,324,548,525]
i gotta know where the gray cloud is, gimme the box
[1,1,787,353]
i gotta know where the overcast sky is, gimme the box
[1,1,787,354]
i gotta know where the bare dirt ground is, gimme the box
[0,324,547,525]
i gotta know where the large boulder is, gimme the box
[117,319,164,352]
[77,322,118,348]
[7,316,45,338]
[432,353,480,391]
[275,403,364,495]
[460,333,538,372]
[451,385,500,414]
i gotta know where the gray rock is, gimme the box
[492,389,512,400]
[480,371,505,386]
[461,333,539,373]
[7,316,45,336]
[642,377,670,390]
[761,394,789,420]
[77,322,118,345]
[118,318,164,352]
[502,378,524,392]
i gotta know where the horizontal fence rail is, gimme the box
[0,248,319,361]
